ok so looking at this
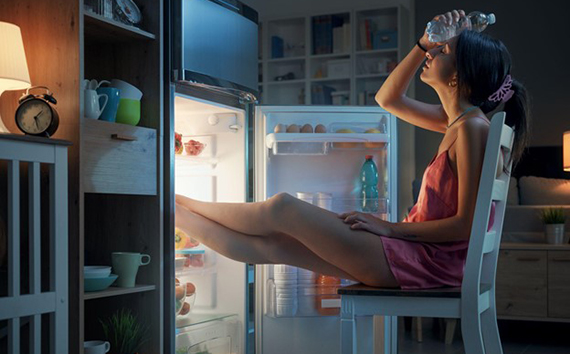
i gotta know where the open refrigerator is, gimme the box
[172,92,398,354]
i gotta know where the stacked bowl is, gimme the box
[84,266,117,292]
[297,268,317,315]
[274,265,298,316]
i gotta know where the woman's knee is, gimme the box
[265,192,296,224]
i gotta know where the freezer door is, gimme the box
[253,105,398,354]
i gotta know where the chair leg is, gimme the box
[461,313,485,354]
[444,319,457,345]
[481,308,504,354]
[412,317,423,342]
[340,297,357,354]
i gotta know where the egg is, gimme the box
[274,123,286,133]
[286,124,300,133]
[315,124,327,133]
[301,124,313,133]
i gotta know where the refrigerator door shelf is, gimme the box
[265,132,390,148]
[176,264,217,278]
[264,278,342,318]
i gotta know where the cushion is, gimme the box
[507,177,519,205]
[519,176,570,205]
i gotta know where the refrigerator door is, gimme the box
[253,105,398,354]
[173,91,255,354]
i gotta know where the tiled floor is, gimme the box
[398,318,570,354]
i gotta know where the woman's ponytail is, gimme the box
[503,79,531,168]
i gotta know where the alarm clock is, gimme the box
[15,86,59,137]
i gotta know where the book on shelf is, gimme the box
[313,15,349,55]
[271,36,284,58]
[311,84,336,105]
[359,18,398,51]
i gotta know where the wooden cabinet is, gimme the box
[548,251,570,318]
[496,250,547,317]
[82,119,157,195]
[497,243,570,322]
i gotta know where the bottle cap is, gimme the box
[365,155,373,160]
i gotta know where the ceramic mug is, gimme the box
[110,79,143,100]
[116,98,141,126]
[112,252,151,288]
[84,340,110,354]
[84,89,108,120]
[96,87,121,122]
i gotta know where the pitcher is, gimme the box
[84,88,108,120]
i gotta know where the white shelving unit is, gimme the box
[258,5,410,106]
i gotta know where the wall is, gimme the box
[414,0,570,179]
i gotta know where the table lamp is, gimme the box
[0,21,31,133]
[562,130,570,172]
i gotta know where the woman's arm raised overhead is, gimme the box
[376,11,466,133]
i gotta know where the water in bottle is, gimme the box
[426,11,496,42]
[361,155,379,212]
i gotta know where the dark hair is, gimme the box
[455,30,530,167]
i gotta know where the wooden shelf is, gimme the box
[84,284,156,300]
[355,48,397,55]
[310,77,350,83]
[266,79,306,85]
[84,11,156,42]
[356,73,390,79]
[309,52,351,59]
[267,56,305,63]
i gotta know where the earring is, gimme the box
[448,80,457,87]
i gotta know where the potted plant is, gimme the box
[100,309,149,354]
[539,208,566,244]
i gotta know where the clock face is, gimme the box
[16,99,53,135]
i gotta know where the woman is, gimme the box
[176,10,530,289]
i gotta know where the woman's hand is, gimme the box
[419,9,466,50]
[339,211,393,236]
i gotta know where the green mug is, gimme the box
[112,252,151,288]
[115,98,141,126]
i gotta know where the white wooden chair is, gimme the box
[338,112,514,354]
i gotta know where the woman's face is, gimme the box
[420,37,458,88]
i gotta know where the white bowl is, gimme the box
[276,303,297,316]
[274,279,297,286]
[84,266,111,279]
[110,79,143,100]
[274,272,298,280]
[274,265,297,274]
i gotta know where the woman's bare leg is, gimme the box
[176,194,398,287]
[176,205,358,280]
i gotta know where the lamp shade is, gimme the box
[0,21,31,92]
[562,130,570,172]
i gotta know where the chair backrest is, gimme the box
[461,112,515,303]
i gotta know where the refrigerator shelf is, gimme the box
[176,313,238,331]
[175,154,219,166]
[265,133,390,148]
[176,264,217,277]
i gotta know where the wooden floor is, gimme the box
[399,318,570,354]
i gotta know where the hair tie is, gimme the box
[488,74,514,103]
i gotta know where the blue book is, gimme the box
[271,36,284,58]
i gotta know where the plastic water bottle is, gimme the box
[426,11,496,42]
[360,155,379,212]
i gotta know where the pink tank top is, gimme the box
[380,147,495,289]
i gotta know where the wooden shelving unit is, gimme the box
[80,0,164,353]
[258,5,409,106]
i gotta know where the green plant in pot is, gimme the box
[539,208,567,244]
[100,309,149,354]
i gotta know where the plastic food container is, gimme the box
[176,247,206,269]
